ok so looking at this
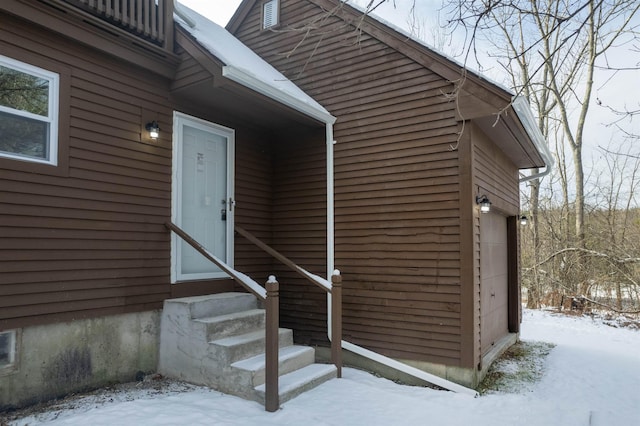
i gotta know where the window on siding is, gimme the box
[262,0,279,29]
[0,55,59,165]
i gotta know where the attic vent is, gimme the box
[262,0,279,29]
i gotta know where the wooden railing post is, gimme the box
[331,270,343,378]
[265,276,280,412]
[162,0,174,50]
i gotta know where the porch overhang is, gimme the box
[222,66,336,125]
[174,3,335,127]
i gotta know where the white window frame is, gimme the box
[0,54,59,166]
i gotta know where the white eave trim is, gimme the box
[222,65,336,125]
[512,96,555,183]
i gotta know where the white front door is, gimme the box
[172,112,234,282]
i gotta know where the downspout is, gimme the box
[512,96,555,183]
[326,123,335,275]
[325,128,477,397]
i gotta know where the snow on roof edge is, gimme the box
[174,2,335,125]
[512,96,555,172]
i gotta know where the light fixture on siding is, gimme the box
[476,195,491,213]
[520,215,528,226]
[145,121,160,140]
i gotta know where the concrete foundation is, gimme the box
[0,311,160,410]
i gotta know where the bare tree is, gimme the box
[443,0,639,300]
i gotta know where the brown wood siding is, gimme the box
[1,6,329,331]
[473,124,520,215]
[472,123,520,363]
[0,13,174,329]
[272,132,328,345]
[171,46,214,92]
[234,0,464,365]
[233,132,275,284]
[458,127,478,369]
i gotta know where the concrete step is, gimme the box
[255,363,337,405]
[231,345,316,387]
[211,328,293,364]
[194,309,266,340]
[160,292,336,407]
[164,293,258,320]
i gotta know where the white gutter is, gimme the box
[512,96,555,183]
[222,66,336,125]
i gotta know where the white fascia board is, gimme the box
[222,65,336,125]
[512,96,555,182]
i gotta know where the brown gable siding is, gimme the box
[233,0,465,365]
[0,13,173,329]
[473,124,520,215]
[171,46,214,92]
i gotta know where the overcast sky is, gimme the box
[178,0,242,25]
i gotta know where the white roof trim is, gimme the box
[512,96,555,182]
[222,65,336,124]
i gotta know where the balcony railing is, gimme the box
[64,0,174,49]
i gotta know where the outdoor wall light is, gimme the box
[145,121,160,139]
[476,195,491,213]
[520,215,528,226]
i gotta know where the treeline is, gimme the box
[521,204,640,314]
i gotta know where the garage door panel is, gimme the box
[481,277,508,309]
[480,212,509,355]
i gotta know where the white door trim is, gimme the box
[171,111,235,283]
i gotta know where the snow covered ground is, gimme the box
[5,309,640,426]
